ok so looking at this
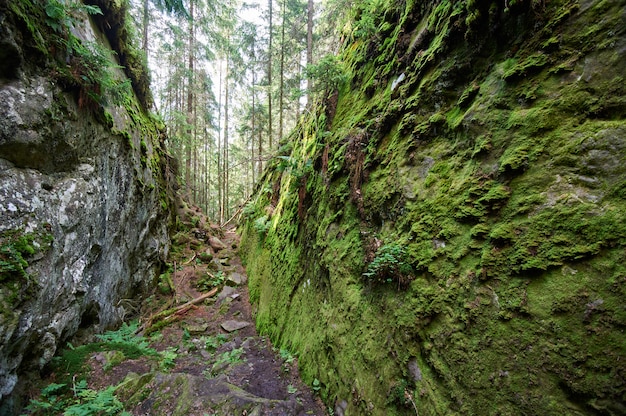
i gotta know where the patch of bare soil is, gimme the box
[84,226,327,415]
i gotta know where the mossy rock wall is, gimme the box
[241,0,626,415]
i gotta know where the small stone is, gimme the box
[226,272,246,287]
[218,286,237,301]
[209,236,227,251]
[335,399,348,416]
[221,320,251,333]
[408,358,422,382]
[212,258,223,269]
[198,249,213,263]
[186,323,209,334]
[221,341,237,350]
[211,360,231,374]
[219,297,233,314]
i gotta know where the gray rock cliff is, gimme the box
[0,1,175,409]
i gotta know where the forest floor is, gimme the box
[33,218,327,415]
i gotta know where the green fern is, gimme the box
[253,216,271,236]
[213,348,245,367]
[27,380,130,416]
[363,243,414,287]
[95,321,156,357]
[159,347,178,371]
[203,334,229,351]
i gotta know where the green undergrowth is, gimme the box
[7,0,152,111]
[241,0,626,414]
[0,230,52,282]
[85,0,154,109]
[28,321,173,414]
[26,380,130,416]
[30,323,250,414]
[9,0,130,110]
[49,322,157,382]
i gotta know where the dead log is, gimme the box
[138,287,218,335]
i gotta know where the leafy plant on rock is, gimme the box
[159,346,178,371]
[0,228,52,282]
[305,54,347,99]
[363,243,414,287]
[196,271,226,292]
[253,216,272,236]
[214,347,244,366]
[17,0,133,109]
[0,233,35,282]
[203,334,229,351]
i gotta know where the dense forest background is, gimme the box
[132,0,346,221]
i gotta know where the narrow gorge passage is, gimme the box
[43,222,326,415]
[3,0,625,413]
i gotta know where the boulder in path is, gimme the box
[218,286,237,301]
[117,372,305,415]
[209,236,227,251]
[221,320,251,333]
[186,322,210,335]
[226,272,247,287]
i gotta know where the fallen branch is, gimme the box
[182,253,197,265]
[221,195,253,228]
[138,287,218,335]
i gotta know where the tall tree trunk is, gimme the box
[204,125,209,214]
[267,0,273,150]
[217,60,223,222]
[296,49,303,121]
[185,0,195,197]
[252,65,256,186]
[279,0,286,141]
[306,0,313,106]
[246,126,252,198]
[258,122,263,179]
[142,0,149,53]
[193,100,198,204]
[222,52,230,224]
[251,33,259,184]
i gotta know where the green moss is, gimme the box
[8,0,48,55]
[241,0,626,413]
[503,53,549,81]
[157,272,174,295]
[0,229,53,324]
[87,0,154,110]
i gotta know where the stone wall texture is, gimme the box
[0,3,174,409]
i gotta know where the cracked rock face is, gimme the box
[0,16,172,411]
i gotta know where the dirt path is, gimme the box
[82,227,327,415]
